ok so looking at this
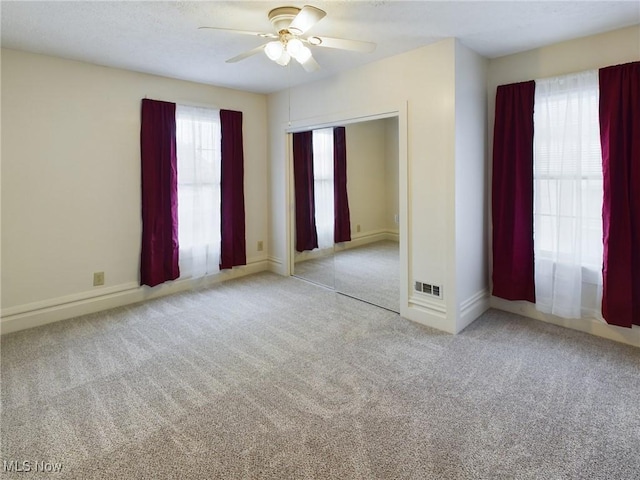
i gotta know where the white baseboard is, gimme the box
[336,230,399,251]
[1,260,270,335]
[403,294,454,333]
[457,288,490,333]
[295,246,334,262]
[403,288,490,335]
[267,256,286,275]
[382,231,400,243]
[490,296,640,348]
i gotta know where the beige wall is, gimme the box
[487,25,640,346]
[345,118,398,238]
[345,120,387,236]
[1,49,268,331]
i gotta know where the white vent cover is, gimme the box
[414,281,442,298]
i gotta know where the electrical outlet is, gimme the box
[93,272,104,286]
[356,224,361,233]
[257,240,264,251]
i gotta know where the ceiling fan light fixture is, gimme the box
[286,38,304,57]
[294,46,312,64]
[288,26,303,36]
[275,50,291,66]
[264,41,284,60]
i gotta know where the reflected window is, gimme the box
[312,128,335,249]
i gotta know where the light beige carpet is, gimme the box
[2,272,639,479]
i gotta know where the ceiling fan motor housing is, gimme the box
[268,6,300,33]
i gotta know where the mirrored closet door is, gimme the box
[293,117,400,312]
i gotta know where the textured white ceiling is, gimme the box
[2,1,639,94]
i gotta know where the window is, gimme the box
[176,105,221,278]
[312,128,335,250]
[533,70,603,318]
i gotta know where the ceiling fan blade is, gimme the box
[288,5,326,35]
[309,36,376,53]
[199,26,277,39]
[226,44,266,63]
[300,54,320,73]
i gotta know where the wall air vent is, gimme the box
[415,281,442,298]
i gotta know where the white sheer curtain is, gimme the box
[533,70,603,319]
[312,128,335,250]
[176,105,221,278]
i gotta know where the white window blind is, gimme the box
[533,70,603,319]
[176,105,221,278]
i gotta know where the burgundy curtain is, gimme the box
[599,61,640,328]
[140,98,180,287]
[333,126,351,243]
[491,81,536,302]
[293,131,318,252]
[219,109,247,270]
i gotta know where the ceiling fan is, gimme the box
[199,5,376,72]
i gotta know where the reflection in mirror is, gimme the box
[294,247,335,288]
[335,240,399,312]
[335,118,399,312]
[293,117,400,313]
[293,128,336,289]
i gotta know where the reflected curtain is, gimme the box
[599,61,640,327]
[140,98,180,287]
[293,131,318,252]
[219,109,247,270]
[333,126,351,243]
[491,81,536,302]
